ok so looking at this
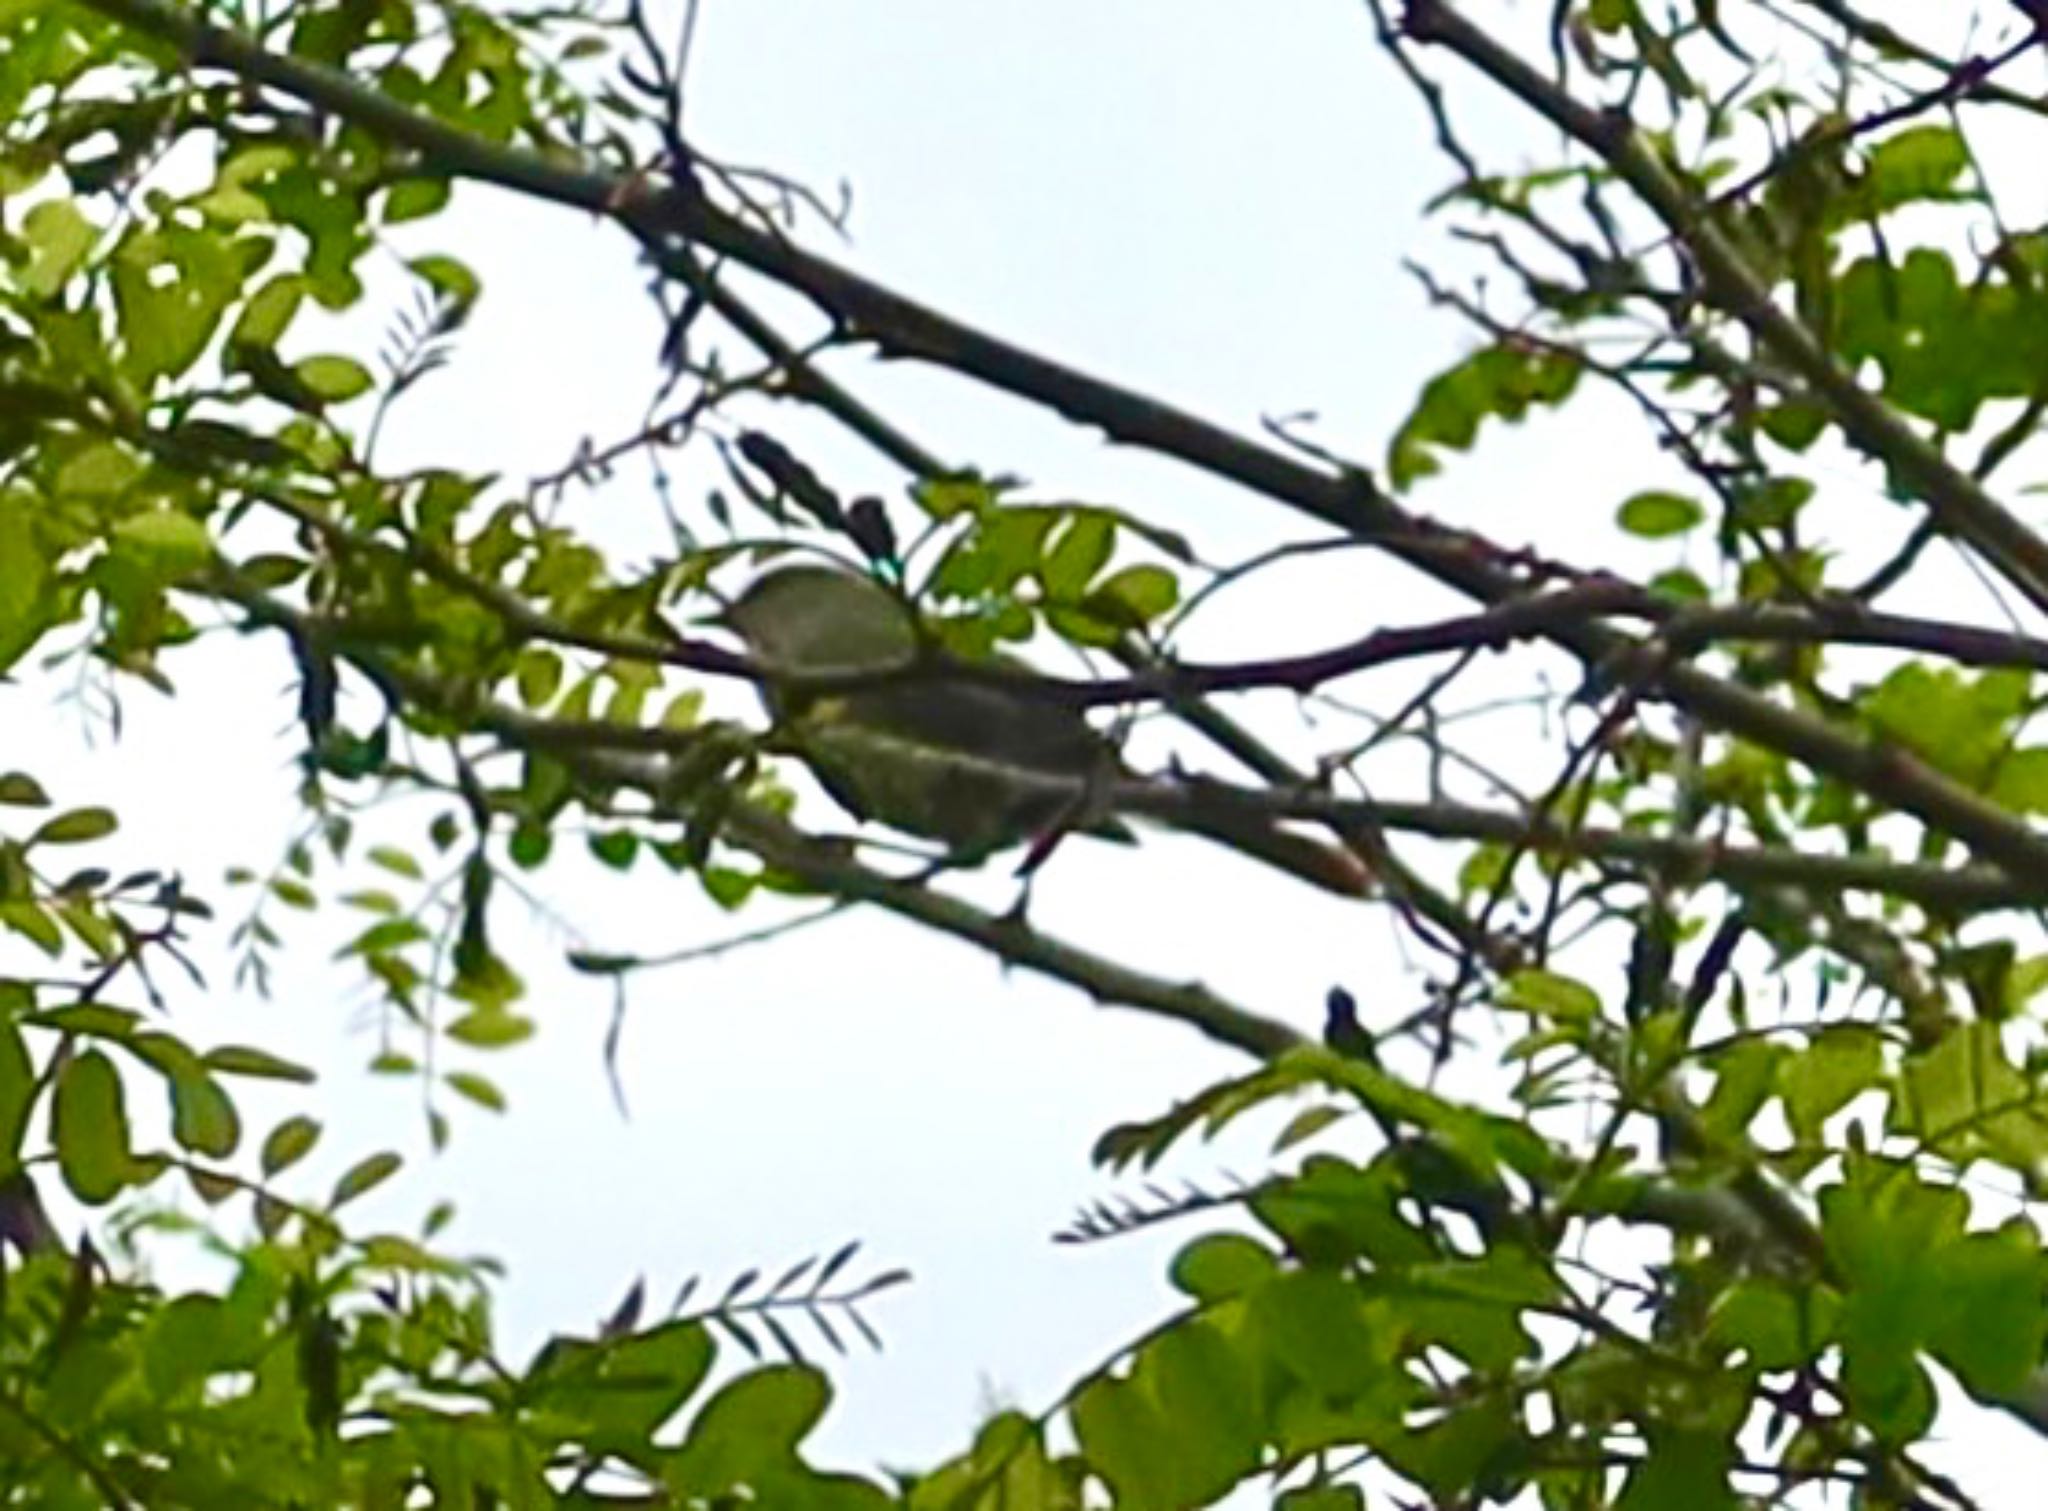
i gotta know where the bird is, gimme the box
[719,563,1372,897]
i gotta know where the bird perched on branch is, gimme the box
[720,563,1371,897]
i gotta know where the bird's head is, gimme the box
[721,564,918,674]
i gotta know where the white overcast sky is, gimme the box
[8,0,2048,1499]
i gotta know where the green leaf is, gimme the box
[292,354,373,401]
[1893,1020,2048,1166]
[204,1043,315,1083]
[1070,1370,1182,1509]
[361,1234,447,1271]
[1616,491,1702,539]
[1862,125,1968,215]
[1991,747,2048,814]
[1835,247,1996,429]
[1278,1490,1364,1511]
[1082,564,1177,630]
[143,1295,242,1399]
[1170,1232,1279,1303]
[30,807,117,847]
[58,440,146,498]
[1730,475,1813,530]
[909,1413,1075,1511]
[344,918,429,956]
[20,199,96,298]
[261,1114,321,1176]
[1861,663,2025,786]
[330,1151,403,1208]
[1819,1157,1962,1441]
[1274,1103,1349,1152]
[408,253,480,310]
[445,1070,506,1112]
[1757,401,1827,451]
[113,511,214,574]
[383,176,452,223]
[54,1050,135,1205]
[0,501,54,676]
[1926,1221,2048,1396]
[1041,512,1115,598]
[0,1019,32,1162]
[229,272,306,349]
[0,902,63,956]
[446,1009,534,1049]
[1399,1251,1547,1371]
[239,552,309,588]
[1378,1397,1525,1502]
[1841,1328,1937,1445]
[515,648,563,708]
[1778,1025,1883,1143]
[111,224,241,385]
[0,773,51,807]
[540,1320,715,1446]
[1698,1037,1785,1139]
[1388,342,1582,489]
[914,472,1003,520]
[1248,1268,1388,1398]
[1615,1427,1737,1511]
[168,1067,241,1158]
[1145,1322,1263,1500]
[668,1362,829,1489]
[367,845,424,879]
[1500,969,1599,1023]
[1706,1279,1837,1372]
[30,1003,143,1039]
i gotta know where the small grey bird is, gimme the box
[722,564,1371,895]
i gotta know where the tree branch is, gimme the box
[85,0,2048,896]
[1401,0,2048,621]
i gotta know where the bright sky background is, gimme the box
[8,0,2047,1501]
